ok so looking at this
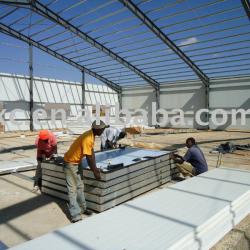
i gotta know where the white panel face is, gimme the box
[0,74,118,131]
[9,168,250,250]
[0,76,29,101]
[34,81,47,103]
[48,82,63,104]
[2,73,248,131]
[210,89,250,108]
[67,84,81,104]
[70,105,82,117]
[5,121,30,131]
[160,84,205,111]
[122,88,155,110]
[122,79,250,130]
[85,83,93,91]
[209,78,250,130]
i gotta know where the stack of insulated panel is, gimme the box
[41,148,176,212]
[10,168,250,250]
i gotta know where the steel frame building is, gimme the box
[0,0,249,130]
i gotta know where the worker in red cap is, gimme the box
[33,130,57,191]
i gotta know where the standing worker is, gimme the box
[101,126,126,151]
[63,120,106,223]
[33,130,57,191]
[171,137,208,177]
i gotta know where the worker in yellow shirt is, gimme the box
[63,120,107,222]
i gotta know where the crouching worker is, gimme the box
[33,130,57,192]
[63,120,106,223]
[171,137,208,177]
[101,126,126,151]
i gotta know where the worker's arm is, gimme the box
[106,140,115,149]
[51,144,57,155]
[86,149,101,180]
[174,158,184,164]
[170,153,184,164]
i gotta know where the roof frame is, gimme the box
[118,0,210,87]
[241,0,250,20]
[0,0,160,90]
[0,22,122,93]
[0,0,29,5]
[28,0,160,90]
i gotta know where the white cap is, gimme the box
[92,120,107,129]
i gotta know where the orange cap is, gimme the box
[39,130,50,140]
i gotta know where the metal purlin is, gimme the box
[0,23,122,94]
[119,0,210,127]
[29,0,160,91]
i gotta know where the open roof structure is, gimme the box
[0,0,249,93]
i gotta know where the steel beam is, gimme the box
[241,0,250,20]
[29,0,159,90]
[119,0,210,87]
[29,42,33,131]
[0,23,122,93]
[0,0,29,5]
[0,8,19,21]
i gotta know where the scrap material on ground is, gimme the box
[9,168,250,250]
[0,157,37,175]
[41,148,177,212]
[0,132,75,174]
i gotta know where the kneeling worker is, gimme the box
[101,126,126,151]
[33,130,57,191]
[63,120,106,222]
[171,137,208,177]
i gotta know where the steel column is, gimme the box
[118,91,122,110]
[205,85,210,130]
[81,70,85,109]
[29,42,33,131]
[155,88,160,111]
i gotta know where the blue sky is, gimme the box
[0,0,249,85]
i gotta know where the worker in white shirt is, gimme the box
[101,126,126,151]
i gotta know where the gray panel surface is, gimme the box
[13,168,250,250]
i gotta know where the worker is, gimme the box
[101,126,126,151]
[33,130,57,191]
[63,120,106,223]
[171,137,208,177]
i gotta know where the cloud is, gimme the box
[179,37,199,47]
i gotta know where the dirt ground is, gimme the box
[0,129,250,248]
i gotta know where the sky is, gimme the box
[0,0,249,85]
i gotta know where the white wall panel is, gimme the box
[122,77,250,130]
[0,73,118,131]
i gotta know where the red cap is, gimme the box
[39,130,50,140]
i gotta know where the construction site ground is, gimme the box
[0,129,250,249]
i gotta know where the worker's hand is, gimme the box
[169,153,175,160]
[93,168,101,180]
[48,154,56,160]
